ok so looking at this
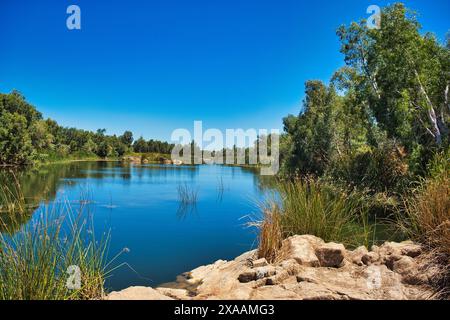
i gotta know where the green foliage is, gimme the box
[0,91,173,166]
[119,131,133,147]
[0,112,35,165]
[280,3,449,196]
[0,201,111,300]
[132,136,174,154]
[330,140,410,194]
[282,81,339,176]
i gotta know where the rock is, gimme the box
[252,258,268,268]
[393,256,416,274]
[107,236,434,301]
[384,254,403,270]
[107,287,173,300]
[122,156,142,164]
[278,259,303,276]
[285,235,321,267]
[347,246,368,266]
[238,270,257,283]
[255,266,277,279]
[400,243,422,258]
[362,252,380,266]
[315,243,346,268]
[156,287,191,300]
[266,269,290,286]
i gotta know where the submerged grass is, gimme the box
[177,183,198,206]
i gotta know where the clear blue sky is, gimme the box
[0,0,448,142]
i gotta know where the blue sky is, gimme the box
[0,0,448,142]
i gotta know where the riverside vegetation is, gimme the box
[254,3,449,297]
[0,3,449,299]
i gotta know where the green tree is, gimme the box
[0,112,35,165]
[120,131,134,147]
[97,142,112,158]
[282,81,340,175]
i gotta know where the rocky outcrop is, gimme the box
[121,156,142,164]
[107,235,435,300]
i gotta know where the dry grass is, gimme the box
[400,170,449,254]
[399,170,450,296]
[255,203,283,263]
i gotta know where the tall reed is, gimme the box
[0,180,115,300]
[177,183,198,206]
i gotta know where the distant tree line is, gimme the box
[0,91,173,165]
[132,137,174,154]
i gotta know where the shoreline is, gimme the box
[107,235,436,300]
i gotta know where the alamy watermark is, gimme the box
[170,121,280,176]
[367,5,381,30]
[66,5,81,30]
[66,265,81,290]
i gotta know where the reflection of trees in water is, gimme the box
[0,161,131,233]
[239,167,277,192]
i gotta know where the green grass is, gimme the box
[254,178,373,261]
[0,179,123,300]
[0,203,112,300]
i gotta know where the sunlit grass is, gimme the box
[0,180,125,300]
[253,178,372,261]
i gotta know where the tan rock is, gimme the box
[252,258,268,268]
[107,286,173,300]
[348,246,369,266]
[285,235,320,267]
[238,270,257,283]
[315,243,346,268]
[265,269,290,286]
[106,236,433,301]
[362,251,380,266]
[254,266,276,279]
[156,287,191,300]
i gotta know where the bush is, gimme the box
[254,179,372,261]
[330,140,410,194]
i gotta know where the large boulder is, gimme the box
[284,235,322,267]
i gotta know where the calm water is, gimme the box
[0,161,274,291]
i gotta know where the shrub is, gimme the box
[254,179,372,261]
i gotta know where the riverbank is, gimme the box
[107,235,438,300]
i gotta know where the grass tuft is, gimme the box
[254,178,372,261]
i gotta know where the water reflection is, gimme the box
[0,162,274,290]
